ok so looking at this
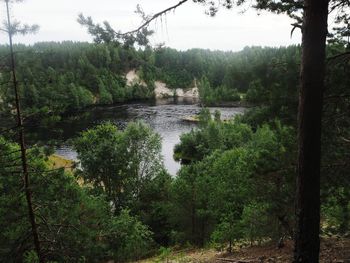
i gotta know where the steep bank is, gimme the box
[125,70,199,99]
[154,80,199,99]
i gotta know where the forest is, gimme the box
[0,42,301,117]
[1,0,350,262]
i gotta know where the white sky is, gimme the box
[1,0,302,51]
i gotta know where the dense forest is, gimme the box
[1,40,349,262]
[1,0,350,262]
[0,42,301,116]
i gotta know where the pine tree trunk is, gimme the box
[294,0,329,262]
[339,189,349,235]
[5,1,43,262]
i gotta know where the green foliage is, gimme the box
[174,118,253,163]
[0,136,154,262]
[245,80,266,104]
[171,119,296,246]
[211,220,243,251]
[319,45,350,236]
[136,170,173,245]
[156,247,173,263]
[240,202,270,244]
[105,210,154,261]
[1,39,349,261]
[72,121,175,249]
[23,251,39,263]
[198,77,240,106]
[0,42,151,116]
[169,43,350,248]
[73,121,163,211]
[98,82,113,104]
[198,108,212,125]
[322,187,350,236]
[214,110,221,122]
[0,44,304,118]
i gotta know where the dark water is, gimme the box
[25,98,245,175]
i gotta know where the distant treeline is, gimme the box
[0,42,301,115]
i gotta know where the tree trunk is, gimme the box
[294,0,329,262]
[339,188,349,235]
[5,1,44,262]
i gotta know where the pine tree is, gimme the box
[1,1,43,261]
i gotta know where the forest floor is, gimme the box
[135,237,350,263]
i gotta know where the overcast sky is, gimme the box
[1,0,302,51]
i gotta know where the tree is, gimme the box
[0,136,154,262]
[73,122,164,212]
[171,119,296,247]
[1,1,42,261]
[294,1,328,261]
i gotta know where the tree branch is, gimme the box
[119,0,189,36]
[327,51,350,62]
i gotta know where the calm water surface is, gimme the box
[27,98,245,175]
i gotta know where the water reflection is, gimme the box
[26,98,245,175]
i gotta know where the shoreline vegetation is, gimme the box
[0,42,297,122]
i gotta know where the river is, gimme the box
[25,98,245,175]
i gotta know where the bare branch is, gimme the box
[78,0,189,44]
[290,23,302,37]
[120,0,189,36]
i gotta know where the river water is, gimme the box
[26,98,245,175]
